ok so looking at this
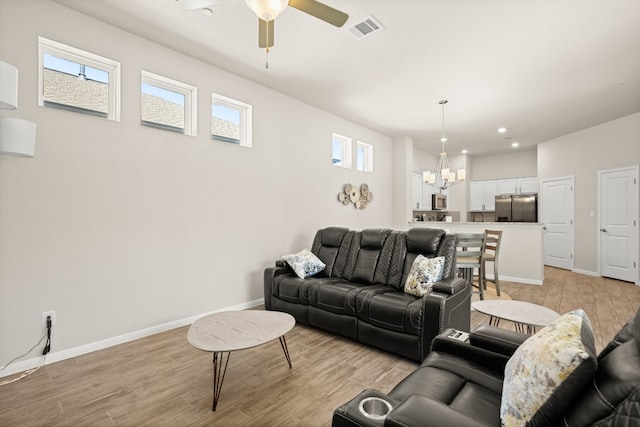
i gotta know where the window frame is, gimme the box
[356,140,374,173]
[332,133,353,168]
[141,70,197,136]
[211,93,252,148]
[38,36,121,121]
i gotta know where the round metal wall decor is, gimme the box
[338,183,373,209]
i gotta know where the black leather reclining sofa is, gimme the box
[263,226,471,362]
[333,308,640,427]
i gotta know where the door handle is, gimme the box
[542,226,547,230]
[600,228,608,232]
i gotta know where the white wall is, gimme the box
[0,0,393,369]
[471,149,537,180]
[412,146,437,173]
[537,112,640,275]
[392,136,413,228]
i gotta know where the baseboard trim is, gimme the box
[0,298,265,379]
[485,274,543,286]
[572,268,599,277]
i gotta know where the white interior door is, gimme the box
[599,166,639,283]
[541,177,574,269]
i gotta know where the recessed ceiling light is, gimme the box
[461,149,468,154]
[511,142,519,148]
[201,7,213,16]
[498,127,508,134]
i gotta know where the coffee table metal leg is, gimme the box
[279,336,292,368]
[212,351,231,411]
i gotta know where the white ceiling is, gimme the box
[51,0,640,156]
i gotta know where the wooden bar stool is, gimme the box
[455,233,486,300]
[482,229,503,296]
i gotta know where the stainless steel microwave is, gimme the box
[432,193,447,210]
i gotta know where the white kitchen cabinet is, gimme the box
[518,177,539,194]
[497,177,538,195]
[470,180,498,211]
[497,179,517,195]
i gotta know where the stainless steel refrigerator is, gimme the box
[495,194,538,222]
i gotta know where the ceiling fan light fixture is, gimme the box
[245,0,289,21]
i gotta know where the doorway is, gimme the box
[598,166,639,284]
[541,177,574,270]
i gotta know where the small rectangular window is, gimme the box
[38,37,120,121]
[356,141,373,172]
[211,93,252,147]
[141,71,197,135]
[332,133,352,168]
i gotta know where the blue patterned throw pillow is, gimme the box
[403,255,445,296]
[282,249,326,279]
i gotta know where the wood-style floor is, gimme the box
[1,267,639,426]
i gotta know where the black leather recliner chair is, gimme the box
[333,308,640,427]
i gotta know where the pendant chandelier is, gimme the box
[423,100,465,191]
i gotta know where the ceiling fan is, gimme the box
[178,0,349,67]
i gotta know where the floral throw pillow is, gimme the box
[282,249,326,279]
[403,255,445,297]
[500,309,597,426]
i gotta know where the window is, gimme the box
[211,93,252,147]
[356,141,374,172]
[38,37,120,121]
[141,71,197,135]
[332,133,352,168]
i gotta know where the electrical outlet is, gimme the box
[42,311,56,328]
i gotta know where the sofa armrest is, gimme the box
[420,278,472,361]
[431,329,511,373]
[385,394,490,427]
[332,389,400,427]
[431,276,467,295]
[469,324,529,357]
[263,263,291,310]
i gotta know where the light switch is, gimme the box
[589,210,595,218]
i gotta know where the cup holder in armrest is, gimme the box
[359,396,393,420]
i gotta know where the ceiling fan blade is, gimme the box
[288,0,349,27]
[176,0,234,10]
[258,19,275,48]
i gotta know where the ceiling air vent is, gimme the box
[349,16,383,39]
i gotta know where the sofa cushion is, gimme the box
[403,255,445,297]
[356,290,422,335]
[351,229,391,284]
[308,280,370,316]
[283,249,326,278]
[389,352,503,426]
[273,275,313,305]
[562,308,640,426]
[500,309,597,426]
[400,228,449,286]
[311,227,349,277]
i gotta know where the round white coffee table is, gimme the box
[188,310,295,411]
[471,300,560,334]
